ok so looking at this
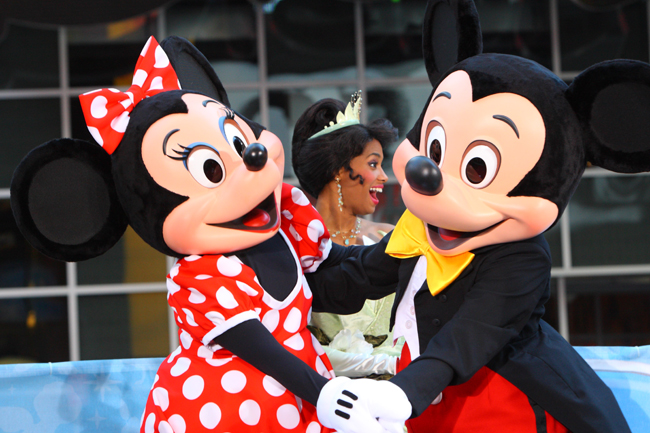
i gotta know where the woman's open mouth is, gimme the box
[369,186,383,205]
[209,193,279,232]
[427,221,502,250]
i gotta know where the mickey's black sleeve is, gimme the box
[214,319,328,406]
[306,232,402,314]
[390,241,552,417]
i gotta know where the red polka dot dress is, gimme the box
[141,184,334,433]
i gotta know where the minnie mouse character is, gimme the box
[307,0,650,432]
[9,36,410,433]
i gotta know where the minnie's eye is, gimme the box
[461,141,500,189]
[187,147,225,188]
[425,122,446,166]
[223,123,248,157]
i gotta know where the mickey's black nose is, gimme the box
[243,142,268,172]
[405,156,443,196]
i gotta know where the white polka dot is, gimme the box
[110,110,130,133]
[254,308,262,317]
[283,334,304,351]
[306,421,321,433]
[188,287,206,304]
[311,335,325,356]
[195,274,213,280]
[307,219,325,243]
[173,307,183,324]
[217,256,242,276]
[282,210,294,220]
[291,187,310,206]
[307,306,312,324]
[144,413,155,433]
[170,357,191,377]
[88,126,103,146]
[200,403,221,429]
[303,281,313,299]
[170,262,181,277]
[301,256,316,269]
[152,387,169,411]
[239,400,261,426]
[154,45,170,68]
[158,420,173,433]
[283,308,302,333]
[133,69,148,87]
[206,311,226,327]
[295,396,303,411]
[120,97,132,109]
[182,375,204,400]
[262,375,286,397]
[197,345,213,359]
[149,76,164,91]
[167,279,180,296]
[262,310,280,332]
[90,95,108,118]
[167,346,181,363]
[182,308,198,327]
[140,37,153,56]
[216,287,239,309]
[236,280,259,296]
[185,255,201,262]
[289,225,302,242]
[180,330,193,349]
[221,370,247,393]
[315,356,328,376]
[206,357,233,367]
[168,415,186,433]
[125,91,135,105]
[277,404,301,429]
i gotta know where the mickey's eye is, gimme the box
[187,146,225,188]
[425,121,446,166]
[223,122,248,157]
[461,141,501,189]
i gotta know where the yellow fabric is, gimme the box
[386,210,474,296]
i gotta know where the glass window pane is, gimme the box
[0,297,68,363]
[559,0,649,72]
[569,174,650,267]
[566,275,650,346]
[0,98,61,188]
[265,0,356,81]
[167,0,258,83]
[77,227,167,285]
[67,15,158,87]
[0,199,66,288]
[0,24,59,89]
[79,292,169,360]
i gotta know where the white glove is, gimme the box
[317,377,411,433]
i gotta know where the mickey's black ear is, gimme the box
[422,0,483,85]
[160,36,231,106]
[10,139,128,262]
[567,59,650,173]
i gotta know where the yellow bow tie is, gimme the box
[386,210,474,296]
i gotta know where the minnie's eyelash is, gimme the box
[224,108,235,120]
[167,144,190,162]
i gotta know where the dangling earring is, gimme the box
[336,177,344,212]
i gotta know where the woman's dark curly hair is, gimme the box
[292,98,398,198]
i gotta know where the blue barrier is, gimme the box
[0,347,647,432]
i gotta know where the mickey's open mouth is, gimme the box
[209,193,278,232]
[427,221,503,250]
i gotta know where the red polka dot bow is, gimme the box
[79,36,181,155]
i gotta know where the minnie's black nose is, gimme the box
[405,156,443,196]
[243,143,268,172]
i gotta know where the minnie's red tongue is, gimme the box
[243,209,271,227]
[438,228,462,241]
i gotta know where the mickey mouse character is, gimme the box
[307,0,650,432]
[9,36,410,433]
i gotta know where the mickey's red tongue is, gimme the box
[243,209,270,227]
[438,228,462,241]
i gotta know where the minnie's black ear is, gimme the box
[422,0,482,85]
[10,139,128,262]
[567,59,650,173]
[160,36,231,106]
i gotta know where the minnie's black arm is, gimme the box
[214,319,328,405]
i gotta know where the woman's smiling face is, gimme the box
[339,139,388,216]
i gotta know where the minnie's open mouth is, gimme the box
[427,221,503,250]
[209,193,278,232]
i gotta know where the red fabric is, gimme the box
[141,185,333,432]
[397,343,570,433]
[79,36,180,154]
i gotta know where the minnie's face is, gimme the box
[393,70,558,255]
[141,93,284,255]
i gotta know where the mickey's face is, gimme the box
[142,93,284,255]
[393,70,558,255]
